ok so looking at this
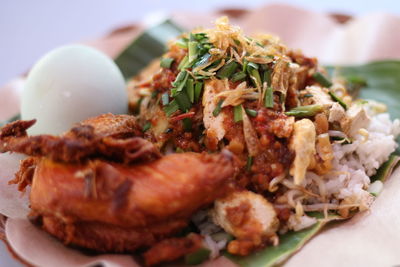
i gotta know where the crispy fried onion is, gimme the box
[216,81,257,107]
[242,109,260,157]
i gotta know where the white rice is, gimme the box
[303,110,400,221]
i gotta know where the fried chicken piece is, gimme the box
[27,152,234,252]
[0,115,160,164]
[31,152,235,228]
[143,233,203,266]
[1,114,236,254]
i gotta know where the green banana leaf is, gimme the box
[327,61,400,120]
[114,20,184,79]
[225,217,332,267]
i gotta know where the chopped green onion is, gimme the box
[184,247,211,265]
[193,32,207,41]
[194,75,211,80]
[176,38,188,49]
[233,105,243,122]
[249,68,262,88]
[264,86,274,108]
[142,121,151,132]
[175,90,192,112]
[285,104,323,117]
[178,56,189,70]
[329,91,348,110]
[263,69,271,85]
[164,100,179,117]
[213,100,224,117]
[192,53,211,69]
[246,156,253,171]
[161,92,169,106]
[231,71,247,82]
[172,71,189,94]
[313,72,333,88]
[247,62,259,70]
[247,62,261,87]
[160,57,174,68]
[172,70,187,87]
[188,41,199,63]
[205,59,222,71]
[186,78,195,103]
[194,82,203,102]
[216,61,239,79]
[303,93,313,98]
[242,60,248,72]
[245,108,258,117]
[182,118,192,132]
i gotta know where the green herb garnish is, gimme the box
[231,71,247,82]
[313,72,333,88]
[164,100,179,117]
[245,108,258,117]
[328,91,348,110]
[234,105,243,122]
[262,69,271,85]
[264,86,274,108]
[213,100,224,117]
[178,55,189,70]
[160,57,174,68]
[176,38,188,49]
[175,90,192,112]
[186,78,195,103]
[217,61,239,79]
[194,82,203,103]
[188,40,199,63]
[285,104,323,117]
[247,63,262,87]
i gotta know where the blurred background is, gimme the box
[0,0,399,87]
[0,0,399,266]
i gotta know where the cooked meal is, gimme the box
[1,17,399,266]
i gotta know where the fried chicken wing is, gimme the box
[29,152,234,252]
[31,152,235,228]
[0,115,160,164]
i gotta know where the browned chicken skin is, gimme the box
[0,114,236,257]
[0,114,160,164]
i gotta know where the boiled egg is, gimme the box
[21,45,128,135]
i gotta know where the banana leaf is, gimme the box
[114,20,184,79]
[225,214,339,267]
[326,61,400,119]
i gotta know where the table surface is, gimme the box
[1,0,400,266]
